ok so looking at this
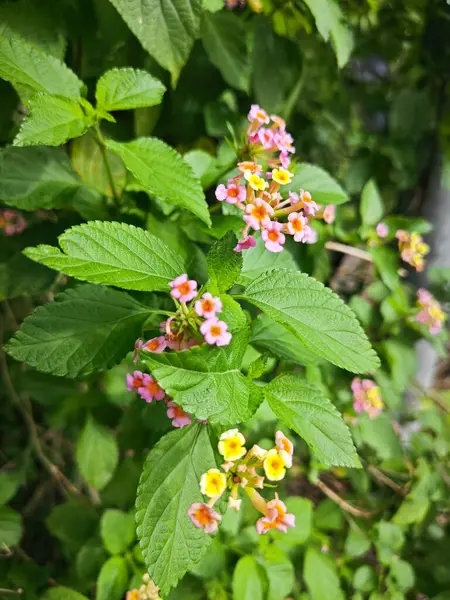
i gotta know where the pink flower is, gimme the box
[257,128,274,149]
[126,370,146,391]
[323,205,336,224]
[256,494,295,535]
[270,114,286,130]
[248,104,270,124]
[137,374,165,403]
[166,401,192,428]
[169,274,198,303]
[0,210,27,236]
[200,318,232,346]
[280,151,291,169]
[376,222,389,238]
[133,339,143,364]
[289,192,299,205]
[143,336,167,353]
[351,377,383,419]
[300,189,318,216]
[303,227,318,244]
[273,131,295,154]
[262,221,285,252]
[215,181,246,204]
[417,288,433,305]
[244,198,274,230]
[188,502,222,533]
[195,293,222,319]
[415,289,446,335]
[234,235,256,252]
[287,212,309,242]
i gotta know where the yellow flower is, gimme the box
[263,449,287,481]
[200,468,227,498]
[245,171,268,191]
[126,591,140,600]
[218,429,246,461]
[271,168,293,185]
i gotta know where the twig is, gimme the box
[93,124,120,207]
[315,478,380,519]
[367,466,408,496]
[325,241,373,263]
[0,588,23,595]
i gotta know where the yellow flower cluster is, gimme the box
[188,429,295,536]
[126,573,160,600]
[396,230,429,271]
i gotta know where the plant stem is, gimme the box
[283,68,306,123]
[325,241,373,263]
[315,478,380,519]
[93,124,120,209]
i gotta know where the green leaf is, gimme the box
[260,546,294,600]
[106,138,211,226]
[107,0,201,85]
[238,237,298,286]
[271,497,313,548]
[242,269,379,374]
[371,246,400,291]
[202,12,250,92]
[265,374,361,467]
[203,0,223,11]
[183,149,221,189]
[41,588,89,600]
[0,32,83,98]
[304,546,345,600]
[76,416,119,490]
[136,424,216,595]
[353,566,377,592]
[0,507,22,547]
[24,221,185,292]
[96,68,166,111]
[5,284,151,378]
[46,500,98,555]
[232,555,265,600]
[0,146,101,211]
[14,94,92,147]
[97,556,128,600]
[344,528,371,558]
[0,472,21,505]
[251,314,321,366]
[356,414,403,461]
[389,558,415,592]
[0,253,55,301]
[100,510,136,555]
[360,179,384,226]
[207,231,242,292]
[142,329,259,424]
[287,163,349,205]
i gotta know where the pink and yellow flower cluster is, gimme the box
[396,230,429,271]
[0,209,27,236]
[126,573,160,600]
[216,105,335,253]
[415,288,446,335]
[351,378,384,419]
[188,429,295,535]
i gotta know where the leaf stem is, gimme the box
[93,124,120,209]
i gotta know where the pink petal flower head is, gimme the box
[215,182,246,205]
[256,493,295,534]
[166,401,192,428]
[257,127,274,149]
[244,198,274,230]
[262,221,285,253]
[248,104,270,125]
[126,370,145,392]
[270,114,286,130]
[169,273,198,303]
[287,212,309,242]
[237,161,263,175]
[0,209,27,236]
[417,288,433,306]
[300,189,319,216]
[137,374,165,403]
[234,235,256,252]
[200,318,232,346]
[289,192,299,206]
[275,430,294,465]
[376,222,389,238]
[396,229,409,242]
[133,339,143,364]
[273,131,295,154]
[323,205,336,224]
[303,226,318,244]
[280,151,291,169]
[188,502,222,533]
[143,336,167,353]
[195,293,222,319]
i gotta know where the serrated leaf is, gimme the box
[106,138,211,226]
[238,237,298,286]
[142,329,259,424]
[96,556,128,600]
[76,416,119,490]
[0,33,83,98]
[207,231,242,292]
[107,0,201,85]
[0,146,101,211]
[23,221,185,292]
[136,424,216,595]
[14,94,91,147]
[360,179,384,226]
[5,284,151,377]
[96,68,166,111]
[202,12,250,92]
[286,163,349,206]
[251,314,322,366]
[100,510,136,555]
[242,269,379,374]
[265,374,361,467]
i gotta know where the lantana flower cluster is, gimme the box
[351,378,384,419]
[416,288,446,335]
[216,105,335,253]
[187,429,296,535]
[126,573,160,600]
[0,209,27,236]
[396,230,429,271]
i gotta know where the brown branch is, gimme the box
[315,478,381,519]
[325,241,373,263]
[368,466,408,496]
